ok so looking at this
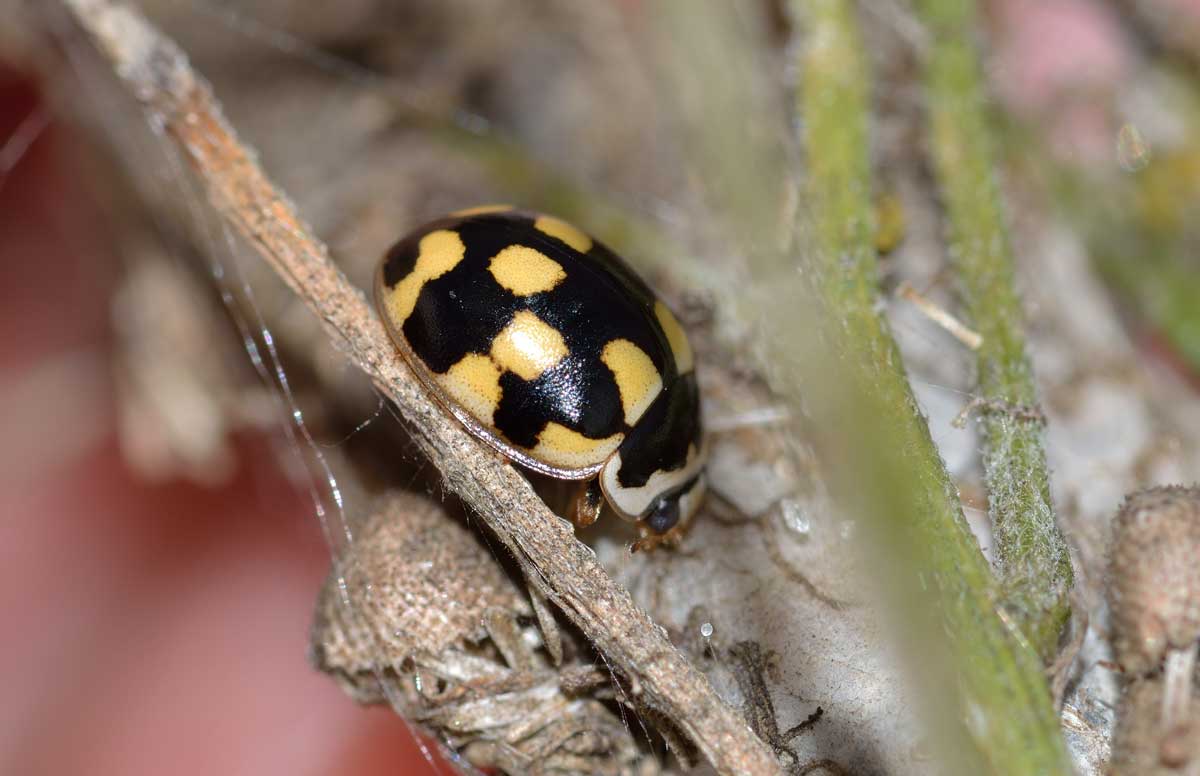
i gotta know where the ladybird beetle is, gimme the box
[375,205,706,549]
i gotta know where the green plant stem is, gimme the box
[789,1,1071,772]
[915,0,1073,660]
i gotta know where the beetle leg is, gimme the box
[571,477,604,528]
[630,533,660,553]
[631,523,685,553]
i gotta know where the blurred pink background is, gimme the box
[0,69,447,776]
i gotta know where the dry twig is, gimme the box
[58,1,782,773]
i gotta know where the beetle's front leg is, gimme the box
[631,522,685,553]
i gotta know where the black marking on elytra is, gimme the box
[492,372,548,448]
[616,373,702,488]
[381,232,422,288]
[383,209,694,456]
[492,355,626,448]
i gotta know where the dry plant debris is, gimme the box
[311,492,651,774]
[1109,487,1200,677]
[111,246,272,485]
[1107,486,1200,775]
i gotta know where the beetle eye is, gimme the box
[646,497,681,535]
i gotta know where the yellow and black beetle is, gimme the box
[375,206,706,549]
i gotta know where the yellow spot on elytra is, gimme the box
[534,215,593,253]
[437,353,503,425]
[601,339,663,425]
[488,245,567,296]
[490,310,568,381]
[532,422,624,470]
[451,204,513,217]
[654,301,693,374]
[384,230,466,324]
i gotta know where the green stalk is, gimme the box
[790,1,1071,772]
[915,0,1073,659]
